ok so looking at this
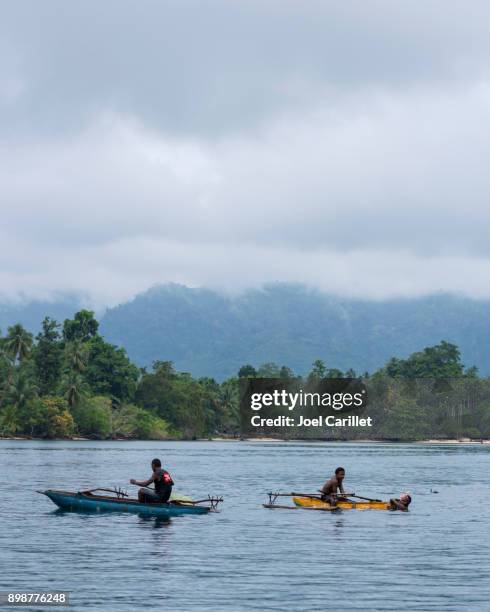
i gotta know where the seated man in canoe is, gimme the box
[389,492,411,511]
[320,467,347,506]
[130,458,174,504]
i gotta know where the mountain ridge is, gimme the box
[2,283,489,380]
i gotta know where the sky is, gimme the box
[2,0,490,306]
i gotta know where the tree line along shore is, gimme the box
[0,310,489,441]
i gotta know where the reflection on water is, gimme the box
[137,515,172,529]
[1,440,490,610]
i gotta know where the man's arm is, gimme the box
[130,474,155,487]
[389,498,408,511]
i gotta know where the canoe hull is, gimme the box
[41,490,210,517]
[293,496,391,511]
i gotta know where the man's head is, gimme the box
[151,458,162,469]
[335,467,345,481]
[400,492,411,506]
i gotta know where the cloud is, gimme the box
[3,1,490,136]
[1,1,490,304]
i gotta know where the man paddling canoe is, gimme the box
[320,467,347,506]
[130,458,174,503]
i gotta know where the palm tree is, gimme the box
[219,383,239,435]
[61,372,88,408]
[0,366,37,435]
[0,345,12,405]
[5,369,39,411]
[4,324,33,363]
[64,340,88,374]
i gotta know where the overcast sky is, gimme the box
[2,0,490,306]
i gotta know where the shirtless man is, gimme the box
[390,492,411,511]
[321,467,347,506]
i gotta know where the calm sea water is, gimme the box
[1,440,489,611]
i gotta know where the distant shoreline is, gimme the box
[0,436,489,444]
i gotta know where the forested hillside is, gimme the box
[3,284,490,380]
[99,284,490,379]
[0,308,488,441]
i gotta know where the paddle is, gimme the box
[316,490,383,503]
[346,494,383,503]
[320,491,383,502]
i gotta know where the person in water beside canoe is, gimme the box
[320,467,347,505]
[130,458,174,503]
[389,492,412,511]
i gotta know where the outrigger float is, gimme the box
[264,492,392,511]
[39,488,223,518]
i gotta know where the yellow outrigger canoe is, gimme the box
[293,496,391,511]
[263,492,397,511]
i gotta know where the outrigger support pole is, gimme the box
[173,495,224,511]
[266,491,323,503]
[80,487,129,498]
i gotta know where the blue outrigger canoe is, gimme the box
[39,489,221,518]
